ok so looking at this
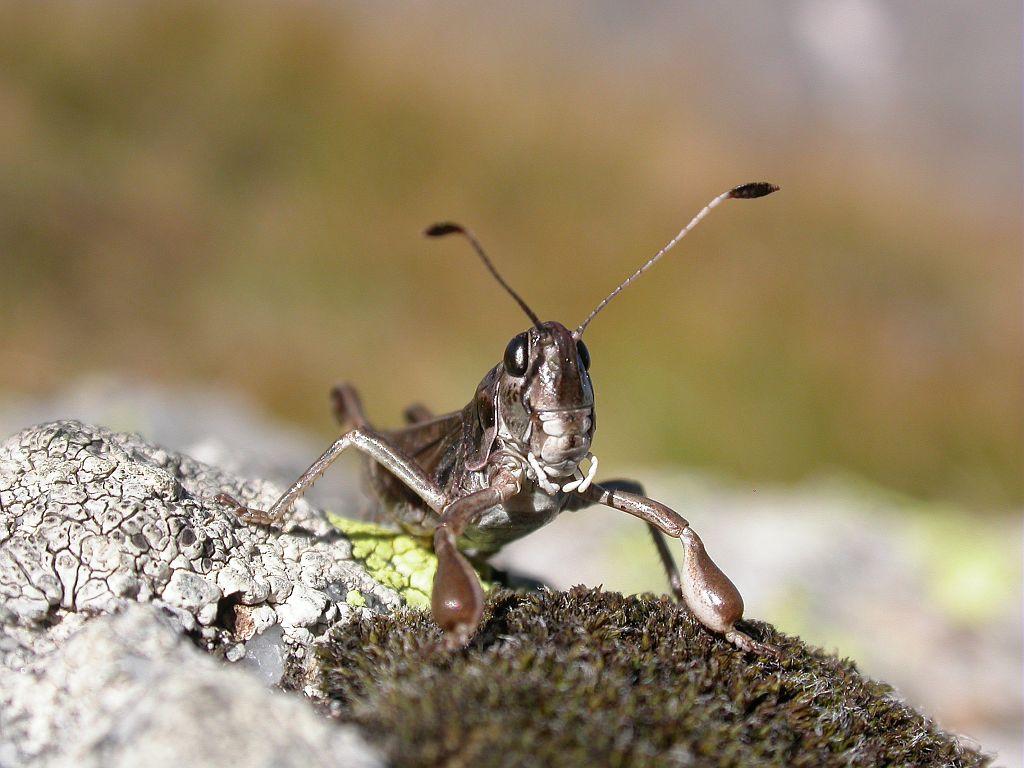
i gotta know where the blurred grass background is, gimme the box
[0,0,1019,510]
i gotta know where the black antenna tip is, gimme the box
[424,222,465,238]
[728,182,780,200]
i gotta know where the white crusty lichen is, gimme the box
[0,603,382,767]
[0,419,402,673]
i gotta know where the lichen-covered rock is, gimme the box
[320,588,991,768]
[0,420,401,675]
[0,418,996,768]
[0,603,381,767]
[330,515,494,609]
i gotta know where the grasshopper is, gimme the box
[217,182,780,654]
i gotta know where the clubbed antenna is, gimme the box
[575,182,779,337]
[425,222,543,328]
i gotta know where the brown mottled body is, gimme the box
[217,182,780,654]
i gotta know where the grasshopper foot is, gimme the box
[725,627,781,658]
[214,493,283,529]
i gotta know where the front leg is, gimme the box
[431,474,519,649]
[217,428,447,527]
[565,479,683,600]
[576,482,777,656]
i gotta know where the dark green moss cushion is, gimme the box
[319,587,987,768]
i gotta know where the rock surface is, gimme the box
[0,420,395,766]
[1,604,381,767]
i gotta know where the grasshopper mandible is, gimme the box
[217,182,780,654]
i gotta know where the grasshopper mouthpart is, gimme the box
[561,453,599,493]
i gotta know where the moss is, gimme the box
[319,587,988,768]
[328,514,491,608]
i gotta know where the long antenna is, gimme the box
[425,222,543,327]
[575,182,779,337]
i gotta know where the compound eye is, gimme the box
[503,332,529,376]
[576,339,591,370]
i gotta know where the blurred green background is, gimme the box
[0,1,1020,510]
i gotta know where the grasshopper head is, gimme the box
[497,321,594,478]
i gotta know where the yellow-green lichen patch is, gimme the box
[345,589,366,607]
[328,515,490,608]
